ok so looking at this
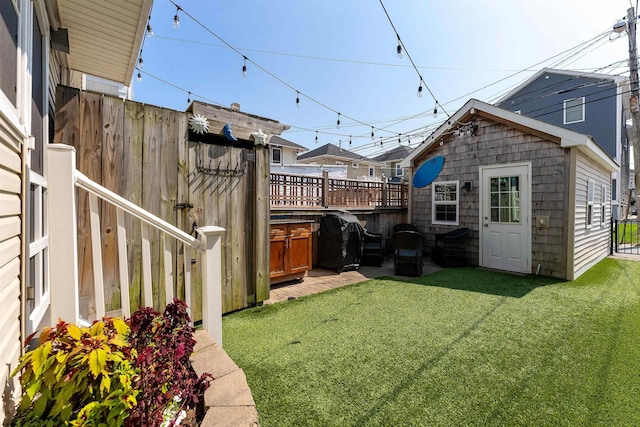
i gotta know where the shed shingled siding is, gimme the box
[573,151,611,278]
[411,118,569,278]
[0,112,23,425]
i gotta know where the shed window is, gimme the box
[564,97,585,124]
[432,181,459,225]
[271,147,282,164]
[587,179,594,227]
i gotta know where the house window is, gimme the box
[601,184,607,225]
[0,0,18,106]
[587,179,594,227]
[489,176,521,223]
[432,181,459,225]
[368,167,374,177]
[395,163,403,176]
[271,147,282,164]
[564,97,585,124]
[612,178,617,201]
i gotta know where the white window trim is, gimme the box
[271,146,282,164]
[395,163,403,176]
[432,180,459,226]
[601,184,607,226]
[368,167,374,177]
[564,97,585,124]
[586,179,594,228]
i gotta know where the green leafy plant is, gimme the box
[11,318,139,426]
[125,299,213,427]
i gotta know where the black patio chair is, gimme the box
[432,227,470,267]
[392,231,425,276]
[362,230,384,267]
[393,223,418,233]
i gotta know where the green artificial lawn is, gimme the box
[223,259,640,426]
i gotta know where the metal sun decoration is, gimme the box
[189,114,210,134]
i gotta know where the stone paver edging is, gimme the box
[191,330,259,426]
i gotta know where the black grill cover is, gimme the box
[317,212,364,272]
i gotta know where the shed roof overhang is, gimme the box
[400,99,618,173]
[48,0,153,86]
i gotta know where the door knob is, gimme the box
[483,223,489,227]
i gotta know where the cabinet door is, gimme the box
[288,225,312,274]
[270,226,288,277]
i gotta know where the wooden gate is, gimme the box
[54,87,275,319]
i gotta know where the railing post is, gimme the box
[197,226,226,346]
[381,181,388,207]
[322,170,329,208]
[47,144,80,325]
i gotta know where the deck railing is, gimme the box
[47,145,226,345]
[270,171,408,208]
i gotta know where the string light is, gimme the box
[242,56,247,77]
[146,23,154,37]
[398,133,401,143]
[138,56,144,68]
[349,135,352,146]
[315,130,318,143]
[187,91,191,104]
[396,35,403,59]
[336,112,341,129]
[173,6,181,28]
[417,79,423,98]
[433,104,438,119]
[296,91,300,108]
[371,126,375,140]
[137,71,142,82]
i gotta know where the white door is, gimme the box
[480,164,531,274]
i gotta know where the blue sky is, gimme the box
[134,0,633,158]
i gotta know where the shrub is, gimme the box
[11,318,139,426]
[125,299,213,427]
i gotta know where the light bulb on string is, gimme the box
[295,91,300,108]
[173,7,180,29]
[380,137,384,147]
[398,133,401,144]
[396,35,403,59]
[138,56,144,68]
[417,81,423,98]
[433,104,438,119]
[371,126,375,140]
[336,112,341,129]
[187,91,191,104]
[315,131,318,143]
[349,135,352,146]
[146,23,154,37]
[137,72,142,82]
[242,57,247,78]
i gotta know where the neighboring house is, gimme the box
[0,0,151,422]
[297,142,383,181]
[495,68,630,218]
[401,99,616,281]
[269,135,306,166]
[373,145,411,182]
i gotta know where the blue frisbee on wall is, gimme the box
[413,156,445,188]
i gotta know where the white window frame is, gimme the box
[432,180,459,226]
[271,146,282,164]
[586,179,594,228]
[368,167,374,177]
[395,163,403,176]
[601,184,607,226]
[564,97,585,124]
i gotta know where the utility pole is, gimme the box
[626,6,640,217]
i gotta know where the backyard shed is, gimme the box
[401,99,617,280]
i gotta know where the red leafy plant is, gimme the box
[125,299,213,427]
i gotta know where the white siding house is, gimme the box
[401,99,616,280]
[0,0,151,422]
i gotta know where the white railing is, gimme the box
[46,145,226,345]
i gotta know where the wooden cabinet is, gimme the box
[270,221,313,285]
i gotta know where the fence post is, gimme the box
[197,225,226,346]
[47,144,80,325]
[322,170,329,208]
[381,181,388,207]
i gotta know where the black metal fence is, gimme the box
[612,218,640,255]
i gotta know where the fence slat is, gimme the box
[116,208,131,317]
[89,193,106,319]
[141,223,153,308]
[183,244,192,322]
[164,234,174,306]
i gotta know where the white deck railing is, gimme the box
[46,145,226,345]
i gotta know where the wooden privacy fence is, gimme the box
[270,172,408,208]
[54,87,270,318]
